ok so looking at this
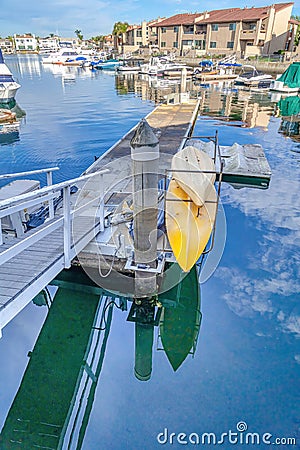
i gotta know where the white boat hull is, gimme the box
[270,79,299,93]
[0,82,21,103]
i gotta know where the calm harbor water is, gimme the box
[0,55,299,449]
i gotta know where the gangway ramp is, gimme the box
[0,169,109,336]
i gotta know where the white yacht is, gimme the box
[0,50,21,103]
[42,47,81,65]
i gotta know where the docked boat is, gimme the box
[139,56,190,77]
[42,48,81,65]
[116,64,141,73]
[91,59,121,70]
[270,62,300,94]
[234,64,273,88]
[0,50,21,103]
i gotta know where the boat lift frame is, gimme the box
[163,129,224,256]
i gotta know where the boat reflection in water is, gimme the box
[0,263,202,448]
[275,95,300,141]
[0,99,25,145]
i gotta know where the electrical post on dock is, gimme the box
[130,119,159,300]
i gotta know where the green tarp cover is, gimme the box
[278,95,300,116]
[277,62,300,88]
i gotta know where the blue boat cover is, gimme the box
[0,49,4,64]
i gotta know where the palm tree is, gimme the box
[112,22,129,42]
[74,29,83,42]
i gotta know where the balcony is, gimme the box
[240,30,256,40]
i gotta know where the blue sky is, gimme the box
[0,0,299,38]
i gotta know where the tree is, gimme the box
[291,15,300,47]
[112,21,129,42]
[75,29,83,42]
[91,35,105,44]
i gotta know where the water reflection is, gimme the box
[275,95,300,141]
[0,264,202,448]
[1,56,299,449]
[0,100,26,146]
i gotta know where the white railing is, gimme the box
[0,169,109,269]
[0,167,60,221]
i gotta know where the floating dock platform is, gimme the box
[0,97,272,333]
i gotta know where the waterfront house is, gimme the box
[14,34,38,52]
[0,39,14,54]
[38,36,60,53]
[152,3,294,58]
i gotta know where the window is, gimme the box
[249,23,256,30]
[212,24,218,31]
[195,40,206,50]
[229,23,236,31]
[174,26,179,32]
[136,30,142,37]
[210,41,216,48]
[182,40,193,46]
[227,41,234,49]
[173,42,178,48]
[183,26,194,34]
[246,42,253,46]
[161,41,166,47]
[161,27,166,33]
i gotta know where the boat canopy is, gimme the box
[199,60,213,67]
[277,62,300,88]
[218,62,242,67]
[0,49,4,64]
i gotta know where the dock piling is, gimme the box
[130,119,159,299]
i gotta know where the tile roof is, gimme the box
[155,13,201,27]
[201,3,294,23]
[155,3,294,27]
[289,18,300,24]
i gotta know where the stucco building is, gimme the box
[154,3,294,57]
[14,34,38,52]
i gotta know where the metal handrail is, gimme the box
[0,169,109,268]
[0,169,109,212]
[0,167,59,180]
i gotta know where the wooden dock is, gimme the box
[0,99,200,335]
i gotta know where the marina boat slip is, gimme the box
[0,50,20,103]
[0,98,271,334]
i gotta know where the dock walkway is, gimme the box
[0,100,200,334]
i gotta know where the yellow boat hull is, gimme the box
[166,179,217,272]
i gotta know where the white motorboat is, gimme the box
[41,47,81,65]
[0,50,21,103]
[234,65,273,88]
[139,56,190,76]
